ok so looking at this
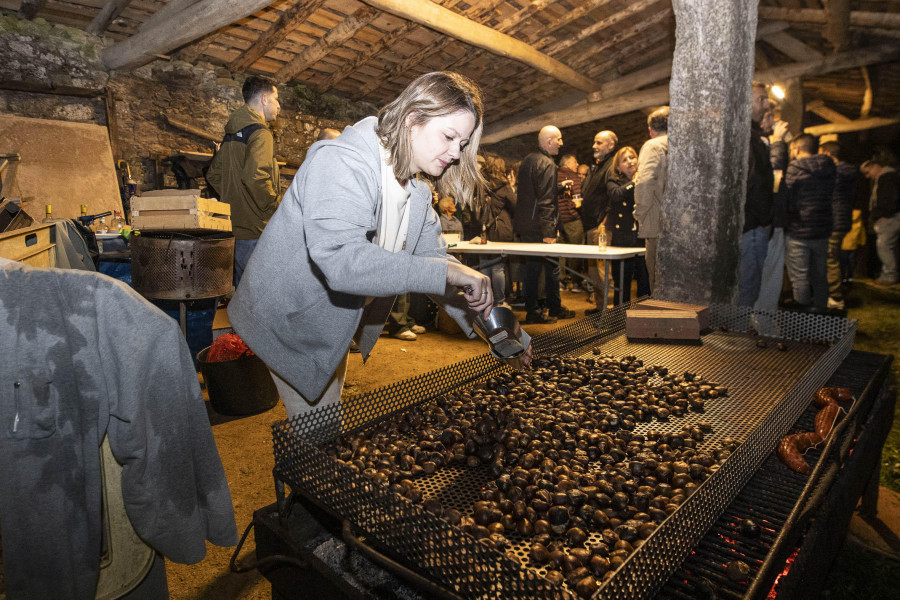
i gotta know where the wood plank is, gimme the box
[87,0,134,35]
[805,99,852,123]
[804,116,900,135]
[758,7,900,29]
[101,0,276,69]
[275,6,379,82]
[762,30,823,61]
[0,116,122,223]
[633,299,710,330]
[357,0,597,92]
[542,0,660,56]
[229,0,328,72]
[824,0,850,51]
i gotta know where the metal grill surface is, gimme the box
[130,231,233,299]
[272,304,855,600]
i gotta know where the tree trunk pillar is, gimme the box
[656,0,759,304]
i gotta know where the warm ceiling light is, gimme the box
[771,85,785,99]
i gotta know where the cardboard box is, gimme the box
[131,191,231,232]
[632,299,711,331]
[626,309,701,341]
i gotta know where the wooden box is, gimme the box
[0,223,57,267]
[626,309,701,341]
[632,299,711,331]
[131,190,231,232]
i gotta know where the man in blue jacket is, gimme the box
[785,134,835,311]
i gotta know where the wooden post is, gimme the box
[780,77,804,138]
[657,0,759,305]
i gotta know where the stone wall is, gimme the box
[0,13,375,192]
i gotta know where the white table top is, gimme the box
[447,240,646,260]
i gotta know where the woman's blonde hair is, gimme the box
[377,72,484,207]
[613,146,638,177]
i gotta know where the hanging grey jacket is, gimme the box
[0,259,238,600]
[228,117,476,401]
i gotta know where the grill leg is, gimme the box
[858,459,880,519]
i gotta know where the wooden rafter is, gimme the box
[318,20,419,92]
[229,0,328,73]
[570,8,673,70]
[758,7,900,30]
[528,0,617,47]
[762,31,823,62]
[355,37,456,100]
[274,6,380,82]
[102,0,277,70]
[87,0,133,35]
[357,0,597,92]
[543,0,660,56]
[140,0,198,32]
[804,116,900,136]
[805,99,851,123]
[860,66,872,118]
[824,0,850,52]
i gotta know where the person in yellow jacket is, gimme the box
[841,208,866,285]
[206,76,281,285]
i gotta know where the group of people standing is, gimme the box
[740,81,899,314]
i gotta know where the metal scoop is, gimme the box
[472,305,528,359]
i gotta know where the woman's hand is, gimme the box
[447,261,493,317]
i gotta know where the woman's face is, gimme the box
[407,110,476,177]
[618,150,638,180]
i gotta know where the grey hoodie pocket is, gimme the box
[4,372,58,439]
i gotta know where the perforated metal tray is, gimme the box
[272,304,856,600]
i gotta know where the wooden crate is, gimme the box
[131,191,231,232]
[0,223,57,267]
[626,309,701,341]
[632,299,711,331]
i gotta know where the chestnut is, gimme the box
[566,526,588,546]
[726,560,750,582]
[575,575,599,599]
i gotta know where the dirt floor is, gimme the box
[166,285,900,600]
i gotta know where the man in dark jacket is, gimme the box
[739,82,775,305]
[580,130,617,306]
[819,141,856,308]
[207,76,282,285]
[862,155,900,286]
[514,125,575,323]
[785,134,835,311]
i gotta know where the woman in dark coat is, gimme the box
[476,155,517,304]
[606,146,650,302]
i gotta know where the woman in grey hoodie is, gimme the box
[229,72,530,420]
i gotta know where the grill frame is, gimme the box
[272,304,856,600]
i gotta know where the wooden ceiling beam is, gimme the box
[230,0,327,73]
[357,0,597,92]
[87,0,134,35]
[860,66,872,118]
[824,0,850,52]
[804,116,900,136]
[139,0,197,32]
[528,0,616,46]
[101,0,277,69]
[805,99,852,123]
[761,31,823,61]
[758,7,900,29]
[274,6,379,82]
[318,20,418,92]
[570,8,673,70]
[543,0,660,56]
[484,43,900,144]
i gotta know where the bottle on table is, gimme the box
[597,225,607,251]
[96,217,108,234]
[42,204,53,223]
[110,210,124,232]
[480,223,487,244]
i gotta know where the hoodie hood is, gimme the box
[223,104,267,134]
[785,153,836,187]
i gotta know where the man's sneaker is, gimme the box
[569,285,585,293]
[349,340,361,353]
[410,324,426,334]
[525,312,558,324]
[549,307,576,319]
[585,307,603,317]
[393,329,417,340]
[827,297,845,310]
